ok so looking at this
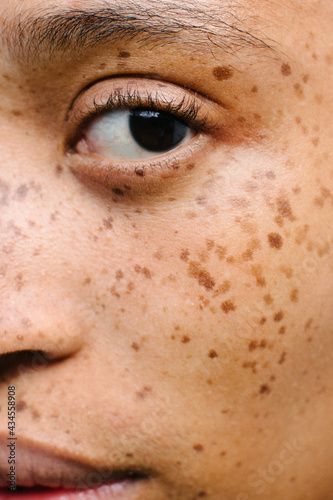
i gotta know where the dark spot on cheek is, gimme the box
[55,165,63,176]
[11,110,22,117]
[290,288,299,303]
[208,349,218,359]
[193,444,204,452]
[248,339,267,351]
[259,384,271,395]
[135,167,145,177]
[102,217,113,230]
[274,311,284,322]
[251,265,266,288]
[180,249,190,262]
[268,232,283,249]
[187,261,215,290]
[131,342,140,351]
[279,351,287,364]
[221,300,236,314]
[281,63,292,76]
[15,184,29,200]
[213,66,234,80]
[16,335,24,341]
[16,400,27,412]
[276,196,295,221]
[112,188,125,196]
[134,265,152,279]
[279,326,286,335]
[294,83,304,99]
[118,51,131,58]
[32,408,41,420]
[181,335,191,344]
[251,85,258,93]
[136,385,152,399]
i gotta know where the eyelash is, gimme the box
[68,88,212,151]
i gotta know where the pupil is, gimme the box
[129,109,188,153]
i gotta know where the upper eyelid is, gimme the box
[66,73,226,121]
[65,78,224,148]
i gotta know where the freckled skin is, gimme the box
[0,1,332,500]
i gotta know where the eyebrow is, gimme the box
[4,0,275,63]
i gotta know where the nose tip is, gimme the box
[0,292,88,361]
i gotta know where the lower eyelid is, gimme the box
[65,133,210,196]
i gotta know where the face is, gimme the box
[0,0,332,499]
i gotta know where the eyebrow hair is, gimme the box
[4,0,275,63]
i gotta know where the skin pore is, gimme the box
[0,0,332,499]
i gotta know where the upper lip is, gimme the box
[0,434,152,489]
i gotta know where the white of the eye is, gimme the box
[85,110,191,160]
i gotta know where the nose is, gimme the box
[0,287,87,361]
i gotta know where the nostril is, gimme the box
[0,350,55,383]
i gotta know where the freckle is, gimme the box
[276,196,295,221]
[215,245,227,260]
[251,85,258,93]
[32,409,40,420]
[311,137,319,147]
[16,334,24,341]
[278,326,286,335]
[266,171,276,180]
[294,83,304,99]
[14,184,29,200]
[118,51,131,58]
[280,266,293,279]
[193,444,204,452]
[278,351,287,364]
[131,342,140,352]
[213,280,231,297]
[292,186,301,195]
[274,311,284,322]
[103,217,113,230]
[16,400,27,412]
[243,361,257,373]
[181,335,191,344]
[213,66,234,80]
[112,187,125,196]
[268,232,283,249]
[208,349,218,359]
[281,63,292,76]
[136,385,152,399]
[221,300,236,314]
[55,164,63,176]
[115,270,124,280]
[274,215,284,228]
[305,318,313,331]
[259,317,267,325]
[227,256,235,264]
[188,261,215,290]
[135,167,145,176]
[251,265,266,288]
[180,249,190,262]
[302,74,310,84]
[259,384,271,395]
[290,288,299,303]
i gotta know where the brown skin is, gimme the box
[0,0,332,499]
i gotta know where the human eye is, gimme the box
[65,78,222,193]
